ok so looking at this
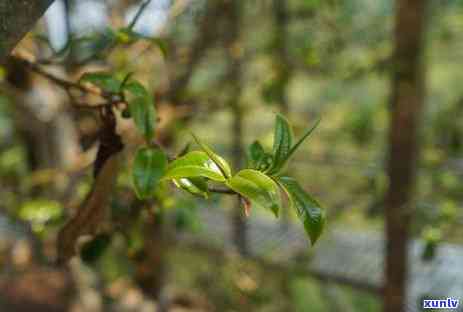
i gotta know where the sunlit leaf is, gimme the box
[133,147,167,199]
[163,151,226,182]
[79,72,121,93]
[173,177,209,198]
[226,169,281,217]
[165,166,225,182]
[278,176,325,245]
[19,199,62,225]
[192,134,232,179]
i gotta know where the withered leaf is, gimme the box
[57,109,124,264]
[57,153,121,264]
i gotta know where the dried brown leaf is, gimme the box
[57,153,121,264]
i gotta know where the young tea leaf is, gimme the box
[163,151,226,182]
[246,141,266,169]
[165,165,225,182]
[192,134,232,179]
[133,147,167,199]
[129,95,156,142]
[278,176,325,245]
[173,177,209,198]
[258,153,274,172]
[286,118,321,161]
[226,169,281,217]
[268,114,293,174]
[123,80,155,142]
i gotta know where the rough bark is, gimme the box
[0,0,55,62]
[384,1,428,312]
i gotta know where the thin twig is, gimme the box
[14,56,123,110]
[128,0,152,30]
[14,57,90,94]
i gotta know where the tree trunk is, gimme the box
[384,1,428,312]
[0,0,55,61]
[224,0,247,255]
[134,212,166,306]
[273,0,291,228]
[272,0,290,116]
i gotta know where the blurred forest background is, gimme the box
[0,0,462,311]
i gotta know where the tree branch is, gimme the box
[128,0,152,30]
[12,56,122,109]
[0,0,55,62]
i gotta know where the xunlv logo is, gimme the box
[423,298,459,309]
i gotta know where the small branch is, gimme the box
[128,0,152,30]
[14,57,95,93]
[13,56,123,110]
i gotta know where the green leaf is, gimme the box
[123,80,156,142]
[226,169,281,217]
[129,95,156,142]
[286,118,321,161]
[79,72,121,93]
[173,177,209,198]
[192,134,232,179]
[132,147,167,199]
[246,141,273,172]
[246,141,266,169]
[165,166,225,182]
[80,234,111,264]
[259,153,274,172]
[123,80,149,98]
[163,151,226,182]
[278,176,325,245]
[268,114,293,174]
